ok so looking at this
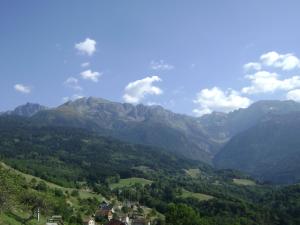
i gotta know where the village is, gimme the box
[45,201,152,225]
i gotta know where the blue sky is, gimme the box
[2,0,300,115]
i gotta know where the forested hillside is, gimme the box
[0,115,203,187]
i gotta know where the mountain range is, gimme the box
[3,97,300,184]
[29,97,222,162]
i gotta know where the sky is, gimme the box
[2,0,300,116]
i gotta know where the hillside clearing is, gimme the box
[180,189,214,201]
[185,168,201,178]
[233,178,256,186]
[110,177,153,189]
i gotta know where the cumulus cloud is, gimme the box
[194,51,300,116]
[123,76,163,104]
[243,62,261,72]
[14,84,31,94]
[286,89,300,102]
[193,87,251,116]
[242,71,300,94]
[75,38,96,56]
[80,70,101,82]
[150,60,174,71]
[64,77,82,91]
[81,62,90,68]
[260,51,300,71]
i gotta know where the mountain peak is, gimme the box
[10,102,47,117]
[61,96,113,107]
[244,100,300,114]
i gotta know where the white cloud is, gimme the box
[81,62,90,68]
[193,51,300,116]
[123,76,163,104]
[242,70,300,94]
[260,51,300,71]
[75,38,96,56]
[62,94,85,102]
[14,84,31,94]
[243,62,261,72]
[286,89,300,102]
[146,102,162,106]
[80,70,101,82]
[150,60,174,71]
[193,87,252,116]
[64,77,82,91]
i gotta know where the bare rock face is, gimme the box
[3,103,47,117]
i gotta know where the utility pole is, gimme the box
[37,207,40,222]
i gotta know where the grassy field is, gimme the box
[110,177,153,189]
[185,168,201,178]
[0,213,22,225]
[180,189,214,201]
[233,178,256,186]
[0,210,48,225]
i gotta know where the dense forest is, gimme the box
[0,115,203,187]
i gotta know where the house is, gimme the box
[83,217,96,225]
[105,219,126,225]
[118,215,130,224]
[46,215,63,225]
[99,202,115,213]
[95,209,113,221]
[100,201,109,208]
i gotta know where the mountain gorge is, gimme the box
[214,112,300,184]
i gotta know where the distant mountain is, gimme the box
[199,100,300,140]
[214,112,300,184]
[30,97,221,162]
[4,102,47,117]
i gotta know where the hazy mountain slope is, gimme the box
[214,113,300,184]
[31,97,221,162]
[199,100,300,140]
[3,102,47,117]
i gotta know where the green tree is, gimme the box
[165,203,203,225]
[35,181,48,192]
[71,190,79,197]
